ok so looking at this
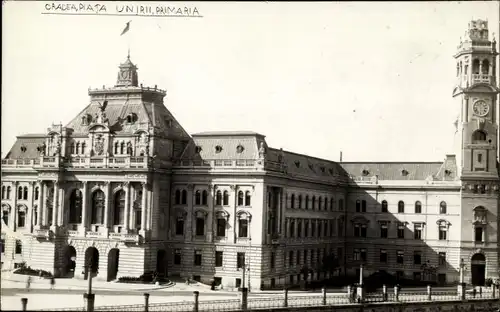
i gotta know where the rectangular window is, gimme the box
[354,225,360,237]
[304,250,308,264]
[414,224,422,239]
[238,219,249,237]
[380,249,387,263]
[174,249,182,265]
[235,278,242,288]
[439,227,447,240]
[271,252,276,269]
[360,249,367,262]
[380,225,388,238]
[356,200,361,212]
[413,251,422,265]
[339,199,344,211]
[289,251,294,266]
[438,252,446,266]
[475,227,483,242]
[194,250,202,266]
[397,251,404,264]
[296,250,301,265]
[175,218,184,235]
[17,212,25,228]
[196,218,205,236]
[353,249,360,261]
[15,240,22,255]
[215,251,223,267]
[361,200,367,212]
[237,252,246,269]
[478,153,483,163]
[361,225,367,237]
[1,239,5,254]
[216,219,226,237]
[397,224,405,239]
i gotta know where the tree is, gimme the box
[322,253,340,279]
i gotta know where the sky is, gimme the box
[2,1,499,162]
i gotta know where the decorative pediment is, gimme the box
[236,210,252,221]
[175,209,187,218]
[17,204,27,213]
[215,210,230,220]
[436,219,451,227]
[88,124,110,132]
[351,216,369,225]
[1,203,11,212]
[377,220,391,225]
[193,210,208,218]
[473,206,487,225]
[467,84,499,93]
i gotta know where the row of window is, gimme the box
[174,189,252,207]
[286,219,343,238]
[1,186,41,201]
[174,250,248,268]
[357,200,449,214]
[288,194,344,212]
[175,215,250,238]
[0,239,22,254]
[353,249,447,266]
[287,248,341,267]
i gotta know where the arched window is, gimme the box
[195,190,201,205]
[114,142,119,154]
[23,187,28,200]
[46,187,54,226]
[245,191,251,206]
[482,59,489,75]
[473,59,480,74]
[415,201,422,214]
[238,191,244,206]
[17,186,23,200]
[298,221,302,237]
[2,209,9,226]
[202,190,208,205]
[398,201,405,213]
[71,143,76,154]
[34,187,39,200]
[223,191,229,206]
[76,142,81,155]
[113,190,125,225]
[120,142,125,155]
[81,142,86,154]
[290,194,295,209]
[381,200,388,212]
[318,197,322,210]
[361,200,367,212]
[290,220,295,237]
[1,186,5,199]
[69,189,83,224]
[91,190,105,224]
[6,187,11,200]
[175,190,181,205]
[440,201,447,214]
[298,195,303,209]
[181,190,187,205]
[305,196,309,209]
[215,191,222,206]
[312,196,316,210]
[331,198,335,211]
[356,200,361,212]
[472,130,487,142]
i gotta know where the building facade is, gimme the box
[1,20,499,290]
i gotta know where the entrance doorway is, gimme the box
[471,253,486,286]
[84,247,99,280]
[63,246,77,278]
[107,249,120,281]
[156,249,166,276]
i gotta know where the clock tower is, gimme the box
[115,53,139,87]
[453,19,499,177]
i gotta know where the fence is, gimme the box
[25,284,500,312]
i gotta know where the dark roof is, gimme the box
[340,162,445,180]
[5,136,45,159]
[192,131,266,137]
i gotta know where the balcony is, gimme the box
[33,228,51,240]
[1,156,150,169]
[172,158,286,173]
[471,74,493,85]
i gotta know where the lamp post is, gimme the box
[458,258,466,300]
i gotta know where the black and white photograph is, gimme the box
[1,1,500,311]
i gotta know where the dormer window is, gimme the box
[362,169,370,176]
[195,146,202,154]
[444,169,452,177]
[20,145,27,153]
[401,169,409,176]
[308,164,314,171]
[328,168,334,175]
[236,145,244,153]
[165,119,172,128]
[81,114,92,125]
[320,166,326,173]
[215,145,223,153]
[294,161,301,168]
[126,113,137,124]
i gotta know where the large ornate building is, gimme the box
[1,20,499,290]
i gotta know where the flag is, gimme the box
[120,21,131,36]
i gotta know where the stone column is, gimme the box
[12,182,18,230]
[193,291,199,312]
[80,182,88,233]
[283,288,288,307]
[382,285,388,301]
[103,182,110,230]
[143,293,150,312]
[21,298,28,311]
[124,182,130,233]
[28,182,34,231]
[58,187,65,226]
[206,185,213,242]
[51,181,58,229]
[36,181,44,228]
[322,287,327,305]
[427,285,432,301]
[141,182,147,231]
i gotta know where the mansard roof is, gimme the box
[339,161,445,181]
[4,135,45,159]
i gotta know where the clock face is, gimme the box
[473,100,489,117]
[120,71,130,80]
